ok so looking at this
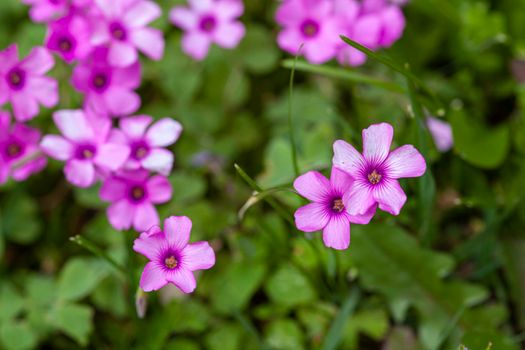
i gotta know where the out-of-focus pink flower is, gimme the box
[294,167,376,250]
[0,111,47,184]
[333,123,426,216]
[100,169,172,232]
[427,117,453,152]
[110,115,182,175]
[170,0,245,61]
[46,15,93,63]
[40,109,130,188]
[275,0,342,64]
[90,0,164,67]
[72,47,141,117]
[133,216,215,292]
[360,0,405,48]
[0,44,58,122]
[22,0,69,23]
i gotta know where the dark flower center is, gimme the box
[7,68,25,89]
[199,16,216,32]
[76,145,97,160]
[301,19,319,38]
[368,170,382,185]
[58,37,73,52]
[131,186,145,200]
[110,22,127,41]
[7,143,22,157]
[92,73,109,91]
[131,143,149,160]
[332,198,345,213]
[164,255,178,269]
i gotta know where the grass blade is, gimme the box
[322,288,361,350]
[70,235,126,276]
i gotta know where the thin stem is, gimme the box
[70,235,126,276]
[288,52,301,177]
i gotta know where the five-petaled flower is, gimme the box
[333,122,427,217]
[133,216,216,292]
[294,167,377,250]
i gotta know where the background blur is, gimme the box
[1,0,525,349]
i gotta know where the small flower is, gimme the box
[111,115,183,175]
[22,0,69,23]
[360,0,405,48]
[100,169,172,232]
[91,0,164,67]
[0,111,47,184]
[133,216,215,292]
[0,44,58,122]
[40,109,130,188]
[426,117,453,152]
[333,123,426,216]
[170,0,245,61]
[72,47,141,117]
[275,0,342,64]
[294,167,376,250]
[45,15,93,63]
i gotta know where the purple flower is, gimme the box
[0,44,58,122]
[133,216,215,292]
[22,0,69,23]
[426,117,453,152]
[110,115,183,176]
[100,170,172,232]
[40,109,130,188]
[333,123,426,216]
[170,0,245,61]
[45,15,93,63]
[91,0,164,67]
[275,0,342,64]
[294,167,376,250]
[0,111,47,184]
[72,47,141,117]
[360,0,405,48]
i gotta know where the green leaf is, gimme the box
[383,327,425,350]
[205,323,243,350]
[451,110,510,169]
[0,321,38,350]
[0,284,24,323]
[57,257,110,301]
[238,25,279,74]
[168,172,206,204]
[264,319,304,350]
[341,309,390,350]
[265,264,317,308]
[0,192,42,244]
[49,303,93,346]
[165,339,201,350]
[322,289,360,350]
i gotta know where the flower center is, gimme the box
[110,22,127,41]
[76,145,97,160]
[368,170,382,185]
[332,198,345,213]
[131,143,149,160]
[7,143,22,158]
[199,16,216,32]
[7,68,25,89]
[58,37,73,52]
[164,255,178,269]
[301,19,319,38]
[131,186,145,200]
[92,73,109,91]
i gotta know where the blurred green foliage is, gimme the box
[1,0,525,349]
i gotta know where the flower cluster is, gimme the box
[294,123,426,250]
[275,0,406,65]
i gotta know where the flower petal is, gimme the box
[181,32,211,61]
[108,41,138,67]
[373,178,407,216]
[145,118,183,147]
[142,148,174,176]
[146,175,172,203]
[99,176,128,201]
[293,171,331,202]
[384,144,426,179]
[120,115,153,138]
[347,204,377,225]
[362,123,393,165]
[322,216,350,250]
[11,94,39,122]
[215,0,244,19]
[166,268,196,293]
[181,242,215,271]
[133,225,164,260]
[133,202,160,232]
[140,262,167,292]
[94,143,130,171]
[164,216,192,250]
[20,47,54,74]
[329,167,353,196]
[53,110,94,142]
[332,140,365,179]
[213,22,245,48]
[124,0,161,27]
[426,117,453,152]
[131,28,164,60]
[40,135,74,161]
[169,7,198,30]
[104,87,141,117]
[294,203,330,232]
[64,159,95,187]
[27,76,58,107]
[343,179,375,216]
[107,199,134,230]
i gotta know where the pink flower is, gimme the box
[294,167,376,250]
[170,0,245,61]
[45,15,93,63]
[91,0,164,67]
[333,123,426,216]
[133,216,215,292]
[275,0,342,64]
[360,0,405,48]
[426,117,453,152]
[0,44,58,122]
[72,47,141,117]
[22,0,69,23]
[100,170,172,232]
[40,109,130,188]
[110,115,182,175]
[0,111,47,184]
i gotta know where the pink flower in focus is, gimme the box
[0,45,58,122]
[333,123,426,216]
[111,115,183,175]
[45,15,93,63]
[294,167,376,250]
[91,0,164,67]
[275,0,342,64]
[133,216,215,292]
[100,170,172,232]
[72,47,141,117]
[0,111,47,184]
[40,109,130,188]
[426,117,453,152]
[22,0,68,23]
[170,0,245,61]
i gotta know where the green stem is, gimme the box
[288,53,301,177]
[321,288,361,350]
[70,235,126,276]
